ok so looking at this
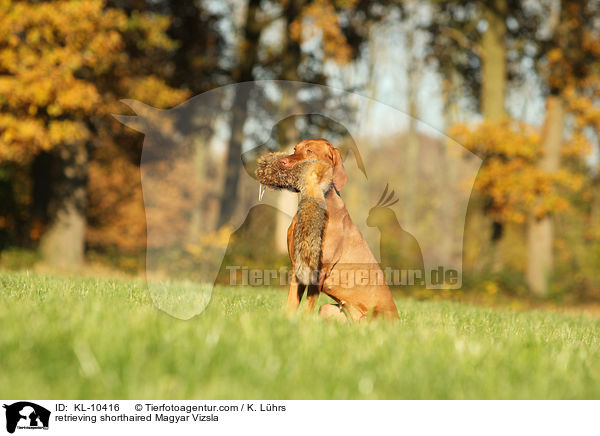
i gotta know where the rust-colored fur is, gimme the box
[258,139,399,321]
[255,153,332,285]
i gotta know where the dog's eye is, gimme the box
[307,149,313,154]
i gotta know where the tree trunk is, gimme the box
[480,0,507,271]
[404,11,420,230]
[218,86,251,228]
[28,152,53,248]
[481,0,507,121]
[39,141,88,270]
[441,70,461,268]
[217,0,261,227]
[526,95,565,296]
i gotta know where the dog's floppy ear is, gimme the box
[330,147,347,191]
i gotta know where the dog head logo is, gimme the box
[3,402,50,433]
[114,80,481,319]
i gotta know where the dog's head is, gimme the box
[279,138,347,191]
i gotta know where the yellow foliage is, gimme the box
[450,119,589,223]
[184,226,232,262]
[291,0,358,64]
[0,0,188,165]
[485,281,499,295]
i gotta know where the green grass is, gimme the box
[1,270,600,399]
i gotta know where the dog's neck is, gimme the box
[325,185,346,212]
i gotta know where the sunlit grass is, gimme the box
[0,270,599,399]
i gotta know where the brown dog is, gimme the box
[281,139,399,321]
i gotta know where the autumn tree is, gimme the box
[427,0,540,271]
[526,0,600,295]
[451,0,600,296]
[0,0,187,268]
[84,0,226,258]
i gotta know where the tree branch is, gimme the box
[441,26,484,60]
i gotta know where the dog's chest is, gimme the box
[319,209,346,265]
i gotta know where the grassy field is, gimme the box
[1,270,600,399]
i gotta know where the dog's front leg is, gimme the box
[286,275,305,313]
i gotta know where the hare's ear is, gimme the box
[330,147,347,191]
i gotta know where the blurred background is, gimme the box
[1,0,599,309]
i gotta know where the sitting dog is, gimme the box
[256,138,399,321]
